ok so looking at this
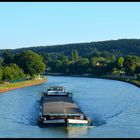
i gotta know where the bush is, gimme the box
[2,64,26,81]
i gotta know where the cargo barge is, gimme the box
[37,86,92,127]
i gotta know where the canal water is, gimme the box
[0,76,140,138]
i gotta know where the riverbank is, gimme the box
[90,75,140,88]
[46,73,140,88]
[0,77,47,93]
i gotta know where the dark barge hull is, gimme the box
[37,118,92,127]
[37,122,66,127]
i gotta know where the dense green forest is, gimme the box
[1,39,140,82]
[39,50,140,77]
[1,39,140,57]
[0,50,46,82]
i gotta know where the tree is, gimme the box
[16,50,46,77]
[51,60,62,72]
[0,67,3,80]
[39,52,50,66]
[118,57,124,68]
[124,55,137,75]
[57,53,69,62]
[74,50,79,63]
[62,59,70,73]
[128,64,136,75]
[111,67,120,75]
[2,50,14,65]
[93,51,101,57]
[76,58,89,73]
[0,58,3,67]
[70,49,79,63]
[2,64,25,81]
[71,50,75,62]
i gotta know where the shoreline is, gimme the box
[0,78,47,93]
[46,73,140,88]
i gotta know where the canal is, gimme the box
[0,76,140,138]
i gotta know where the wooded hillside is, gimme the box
[1,39,140,57]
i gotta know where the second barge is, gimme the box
[37,86,92,127]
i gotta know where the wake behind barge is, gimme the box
[37,86,92,127]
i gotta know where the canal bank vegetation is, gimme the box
[0,77,46,93]
[0,50,46,93]
[40,50,140,87]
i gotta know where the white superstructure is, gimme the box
[47,86,67,95]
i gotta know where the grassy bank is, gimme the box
[0,77,47,93]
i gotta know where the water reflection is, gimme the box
[66,126,94,137]
[37,126,68,138]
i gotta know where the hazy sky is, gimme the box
[0,2,140,49]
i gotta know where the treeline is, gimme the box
[0,50,46,82]
[39,50,140,77]
[1,39,140,81]
[1,39,140,57]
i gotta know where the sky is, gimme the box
[0,2,140,49]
